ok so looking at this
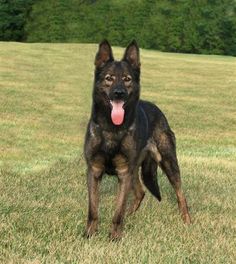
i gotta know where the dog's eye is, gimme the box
[123,75,132,82]
[105,75,113,82]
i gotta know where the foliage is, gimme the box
[1,0,236,55]
[0,0,36,41]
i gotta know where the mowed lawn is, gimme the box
[0,42,236,263]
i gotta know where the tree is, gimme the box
[1,0,236,55]
[0,0,35,41]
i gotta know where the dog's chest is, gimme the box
[101,130,125,154]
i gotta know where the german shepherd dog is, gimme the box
[84,40,191,240]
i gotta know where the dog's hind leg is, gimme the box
[127,170,145,215]
[160,155,191,224]
[157,130,191,224]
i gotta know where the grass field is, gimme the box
[0,42,236,263]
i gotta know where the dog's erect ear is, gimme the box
[123,40,140,69]
[95,40,114,68]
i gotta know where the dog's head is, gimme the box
[93,40,140,126]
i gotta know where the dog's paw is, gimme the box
[183,213,191,225]
[109,230,123,241]
[84,223,98,238]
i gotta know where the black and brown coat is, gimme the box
[84,40,191,240]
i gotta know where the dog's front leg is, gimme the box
[110,173,131,240]
[85,164,103,238]
[110,156,131,240]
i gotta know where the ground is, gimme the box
[0,42,236,263]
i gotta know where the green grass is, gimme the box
[0,42,236,263]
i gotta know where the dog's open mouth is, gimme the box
[110,100,125,125]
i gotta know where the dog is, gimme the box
[84,40,191,240]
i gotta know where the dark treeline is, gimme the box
[0,0,36,41]
[1,0,236,55]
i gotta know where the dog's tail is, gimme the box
[141,156,161,201]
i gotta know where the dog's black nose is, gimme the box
[114,89,126,99]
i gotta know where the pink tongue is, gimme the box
[110,101,125,125]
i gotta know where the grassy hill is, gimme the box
[0,42,236,263]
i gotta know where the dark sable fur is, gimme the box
[84,40,191,240]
